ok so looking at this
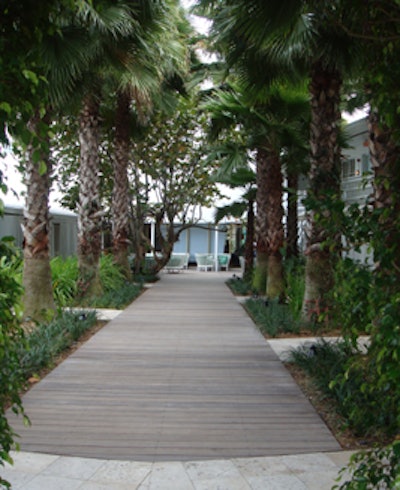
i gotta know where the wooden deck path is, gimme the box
[9,271,340,461]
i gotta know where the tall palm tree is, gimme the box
[204,82,308,298]
[70,1,149,295]
[112,90,132,278]
[110,0,190,279]
[21,110,56,319]
[15,0,108,318]
[77,91,103,296]
[196,0,361,314]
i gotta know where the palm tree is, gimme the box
[15,0,108,318]
[77,91,103,297]
[204,82,308,298]
[71,1,153,295]
[9,1,137,315]
[112,90,132,279]
[21,110,56,319]
[110,0,190,279]
[196,0,361,314]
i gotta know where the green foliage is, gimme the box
[50,254,140,308]
[289,340,363,413]
[245,298,300,337]
[18,311,97,379]
[329,258,373,340]
[289,337,399,439]
[284,258,305,322]
[289,340,354,399]
[99,254,125,292]
[334,441,400,490]
[50,256,79,307]
[0,238,26,489]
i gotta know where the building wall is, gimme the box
[164,224,228,263]
[298,117,374,264]
[0,204,78,258]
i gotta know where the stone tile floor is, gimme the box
[2,450,353,489]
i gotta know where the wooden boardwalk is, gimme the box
[8,271,340,461]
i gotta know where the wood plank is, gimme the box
[8,271,340,461]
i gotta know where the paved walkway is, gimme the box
[4,270,352,489]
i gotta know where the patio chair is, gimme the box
[195,253,215,271]
[164,254,187,273]
[217,253,231,271]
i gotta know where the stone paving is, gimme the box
[3,449,353,489]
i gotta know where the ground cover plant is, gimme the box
[227,258,318,338]
[18,310,98,379]
[244,298,301,337]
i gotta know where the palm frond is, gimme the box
[206,141,249,176]
[214,201,247,222]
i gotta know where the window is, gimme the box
[342,158,356,178]
[53,223,60,256]
[361,153,372,174]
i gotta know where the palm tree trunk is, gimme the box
[112,90,132,280]
[368,111,400,285]
[243,198,255,282]
[22,111,56,320]
[302,62,342,319]
[253,147,269,294]
[265,151,284,299]
[286,171,299,259]
[77,94,103,298]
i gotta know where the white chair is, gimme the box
[195,253,214,271]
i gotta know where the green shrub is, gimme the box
[0,238,27,489]
[288,339,354,395]
[334,441,400,490]
[330,258,373,338]
[99,254,125,292]
[284,258,305,322]
[51,256,78,307]
[288,338,399,439]
[50,255,141,308]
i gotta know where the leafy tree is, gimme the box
[132,97,219,271]
[0,214,27,488]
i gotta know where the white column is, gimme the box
[150,221,156,250]
[214,225,219,271]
